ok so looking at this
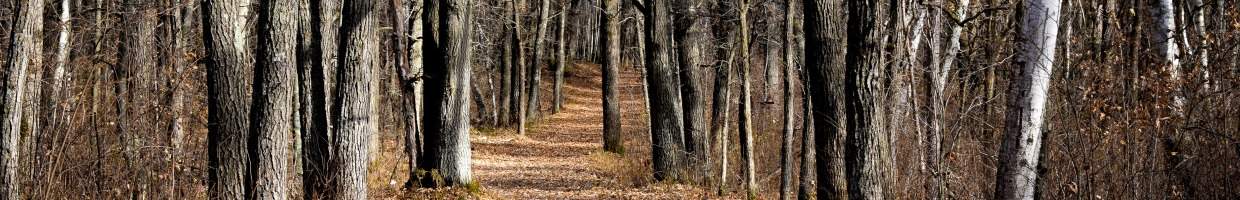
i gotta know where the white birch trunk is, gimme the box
[1151,0,1184,115]
[993,0,1060,199]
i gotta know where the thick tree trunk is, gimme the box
[804,0,848,198]
[203,0,256,197]
[528,0,551,119]
[418,0,474,187]
[738,0,758,196]
[644,0,687,182]
[248,0,298,197]
[675,0,714,182]
[1,0,44,198]
[601,0,624,154]
[330,0,381,197]
[843,0,891,198]
[992,0,1060,199]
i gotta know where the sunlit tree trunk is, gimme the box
[993,0,1060,199]
[553,0,569,113]
[301,0,337,198]
[248,0,299,197]
[417,0,475,187]
[1,0,44,198]
[393,0,426,190]
[528,0,551,119]
[779,0,798,199]
[737,0,759,196]
[203,0,255,198]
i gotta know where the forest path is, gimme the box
[468,63,707,199]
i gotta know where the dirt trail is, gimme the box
[468,64,709,199]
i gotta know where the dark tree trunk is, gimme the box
[644,0,687,182]
[300,0,336,198]
[804,0,849,198]
[417,0,475,187]
[601,0,624,154]
[843,0,891,198]
[675,0,715,182]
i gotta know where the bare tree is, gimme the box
[779,0,797,199]
[417,0,475,187]
[203,0,255,197]
[601,0,624,153]
[509,0,528,136]
[248,0,299,197]
[993,0,1060,199]
[301,0,338,198]
[643,0,687,182]
[553,0,569,113]
[392,0,426,190]
[528,0,551,118]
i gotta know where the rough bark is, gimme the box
[843,0,891,198]
[602,0,624,154]
[797,47,815,200]
[780,0,797,199]
[330,0,381,197]
[301,0,336,198]
[644,0,687,182]
[675,0,714,182]
[804,0,848,198]
[394,0,426,190]
[738,0,758,196]
[509,0,528,136]
[417,0,475,187]
[248,0,299,197]
[203,0,255,197]
[992,0,1060,199]
[1,0,43,198]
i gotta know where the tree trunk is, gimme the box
[249,0,298,197]
[553,0,569,113]
[780,0,797,199]
[204,0,255,197]
[601,0,624,154]
[1150,0,1183,115]
[330,0,381,197]
[710,30,736,196]
[992,0,1060,199]
[675,0,714,183]
[509,0,528,136]
[1,0,44,198]
[644,0,687,182]
[804,0,848,198]
[738,0,758,197]
[528,0,550,119]
[301,0,337,198]
[843,0,891,198]
[394,0,426,190]
[417,0,475,187]
[797,45,815,200]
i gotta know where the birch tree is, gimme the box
[993,0,1061,199]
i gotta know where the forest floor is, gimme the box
[401,63,723,199]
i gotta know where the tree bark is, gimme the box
[528,0,551,119]
[780,0,797,199]
[738,0,758,196]
[330,0,381,197]
[601,0,624,154]
[249,0,299,197]
[509,0,528,136]
[203,0,256,197]
[393,0,426,190]
[644,0,687,182]
[843,0,891,198]
[1,0,43,198]
[804,0,848,198]
[675,0,715,182]
[301,0,337,198]
[710,30,735,196]
[992,0,1060,199]
[553,0,569,113]
[418,0,475,187]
